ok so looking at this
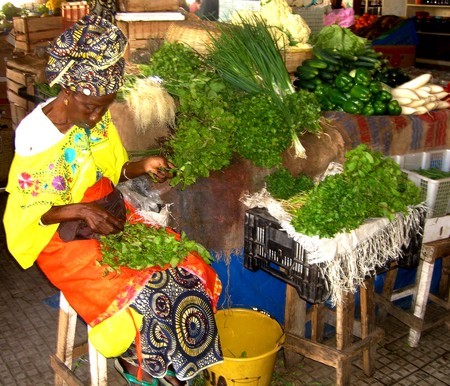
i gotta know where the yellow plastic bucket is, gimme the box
[204,308,285,386]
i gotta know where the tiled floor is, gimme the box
[0,190,449,385]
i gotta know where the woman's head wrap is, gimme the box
[46,14,128,97]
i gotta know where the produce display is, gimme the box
[388,73,450,115]
[99,223,213,274]
[352,15,406,41]
[416,168,450,180]
[294,45,402,115]
[128,16,323,188]
[288,144,421,238]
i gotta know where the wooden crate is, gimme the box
[13,16,62,53]
[9,101,29,129]
[117,20,184,61]
[62,1,90,30]
[118,0,180,12]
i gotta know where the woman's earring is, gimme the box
[64,99,68,106]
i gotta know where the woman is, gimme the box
[3,15,223,386]
[189,0,201,14]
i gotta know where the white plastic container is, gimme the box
[391,150,450,217]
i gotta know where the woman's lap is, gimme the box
[123,267,223,380]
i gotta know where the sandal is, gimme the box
[159,368,188,386]
[115,358,159,386]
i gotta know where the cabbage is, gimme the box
[310,25,369,56]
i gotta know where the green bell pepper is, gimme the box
[349,85,372,102]
[329,88,348,106]
[373,99,387,115]
[314,84,331,101]
[335,73,354,92]
[369,81,383,95]
[362,103,375,116]
[343,100,362,114]
[354,67,372,86]
[377,90,393,102]
[387,100,402,116]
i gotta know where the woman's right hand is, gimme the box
[79,203,125,235]
[40,202,125,235]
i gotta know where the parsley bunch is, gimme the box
[265,167,314,200]
[99,223,213,274]
[291,145,421,238]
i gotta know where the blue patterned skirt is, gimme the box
[121,267,223,381]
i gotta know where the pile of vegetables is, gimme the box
[389,73,450,115]
[127,16,324,188]
[286,144,421,238]
[294,47,402,115]
[99,223,213,274]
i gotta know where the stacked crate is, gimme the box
[61,1,90,30]
[6,56,47,129]
[13,15,63,54]
[115,0,185,61]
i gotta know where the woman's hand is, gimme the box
[40,203,125,236]
[121,156,175,183]
[143,155,174,183]
[80,203,125,235]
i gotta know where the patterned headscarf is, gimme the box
[46,14,128,97]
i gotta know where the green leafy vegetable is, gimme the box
[291,144,422,238]
[310,25,369,56]
[99,223,213,274]
[265,167,314,200]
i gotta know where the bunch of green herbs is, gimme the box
[291,144,421,238]
[140,42,237,188]
[205,14,322,159]
[265,167,314,200]
[99,223,213,274]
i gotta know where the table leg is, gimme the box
[408,259,435,347]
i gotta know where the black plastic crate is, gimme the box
[244,207,331,304]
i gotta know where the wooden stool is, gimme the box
[375,237,450,347]
[50,292,108,386]
[283,277,384,386]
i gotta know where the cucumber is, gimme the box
[296,79,317,91]
[312,47,340,65]
[319,70,335,81]
[302,58,328,69]
[297,65,319,80]
[356,55,382,64]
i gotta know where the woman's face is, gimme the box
[66,91,117,129]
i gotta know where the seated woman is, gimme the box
[3,15,223,386]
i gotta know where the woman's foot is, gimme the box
[161,365,187,386]
[115,357,158,386]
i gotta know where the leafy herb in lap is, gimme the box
[99,223,213,275]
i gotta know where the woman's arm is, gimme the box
[40,202,125,235]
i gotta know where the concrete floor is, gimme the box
[0,191,449,385]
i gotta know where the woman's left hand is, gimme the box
[143,156,174,183]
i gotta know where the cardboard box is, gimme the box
[372,45,416,68]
